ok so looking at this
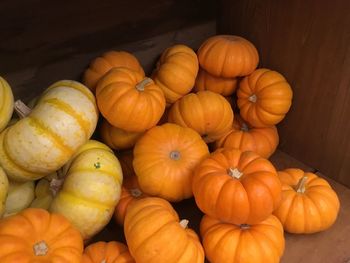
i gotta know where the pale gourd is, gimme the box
[4,181,35,217]
[0,76,14,132]
[30,178,54,210]
[0,167,9,217]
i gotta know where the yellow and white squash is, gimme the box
[0,76,14,132]
[0,167,9,217]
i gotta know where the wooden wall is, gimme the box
[219,0,350,186]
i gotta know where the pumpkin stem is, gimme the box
[33,240,49,256]
[240,224,251,230]
[50,178,65,196]
[248,94,257,103]
[130,188,142,197]
[241,123,249,132]
[228,168,243,179]
[296,176,308,193]
[14,100,32,118]
[179,219,189,229]
[170,150,181,160]
[135,78,153,91]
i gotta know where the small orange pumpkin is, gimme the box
[83,51,144,92]
[82,241,135,263]
[96,67,166,132]
[237,68,293,127]
[197,35,259,78]
[273,168,340,234]
[168,91,234,143]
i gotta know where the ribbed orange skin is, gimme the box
[153,44,199,104]
[83,51,145,92]
[215,115,279,158]
[194,68,238,96]
[274,168,340,234]
[200,215,285,263]
[133,123,209,202]
[237,68,293,127]
[124,197,205,263]
[197,35,259,78]
[100,119,143,150]
[0,208,83,263]
[96,67,166,132]
[168,91,234,143]
[82,241,135,263]
[192,148,282,225]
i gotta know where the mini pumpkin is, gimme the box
[0,76,14,132]
[0,167,9,217]
[83,51,145,92]
[133,123,209,202]
[200,214,285,263]
[4,181,35,217]
[192,148,282,225]
[152,44,198,104]
[96,67,166,132]
[168,91,234,143]
[197,35,259,78]
[124,197,205,263]
[0,208,83,262]
[237,68,293,127]
[273,168,340,234]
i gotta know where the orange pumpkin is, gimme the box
[194,68,238,96]
[116,150,135,178]
[0,208,83,262]
[100,119,143,150]
[200,214,285,263]
[237,68,293,127]
[197,35,259,78]
[82,241,135,263]
[168,91,234,143]
[192,148,282,225]
[215,115,279,158]
[133,123,209,202]
[152,44,198,104]
[96,67,166,132]
[274,168,340,234]
[124,197,205,263]
[83,51,144,92]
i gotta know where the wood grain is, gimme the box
[218,0,350,187]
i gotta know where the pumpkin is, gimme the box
[200,214,285,263]
[30,178,54,210]
[152,44,198,104]
[215,115,279,158]
[82,241,135,263]
[192,148,281,225]
[96,67,166,132]
[133,123,209,202]
[114,175,147,226]
[197,35,259,78]
[124,197,205,263]
[237,68,293,127]
[116,150,135,178]
[0,167,9,217]
[273,168,340,234]
[83,51,145,92]
[0,208,83,262]
[0,76,14,132]
[0,80,98,182]
[4,181,35,217]
[168,91,234,143]
[100,119,143,150]
[194,68,238,96]
[50,140,123,240]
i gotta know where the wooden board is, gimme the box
[218,0,350,187]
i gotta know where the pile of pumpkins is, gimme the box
[0,35,340,262]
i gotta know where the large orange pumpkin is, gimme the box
[133,123,209,202]
[273,168,340,234]
[194,68,238,96]
[200,214,285,263]
[192,148,282,225]
[215,115,279,158]
[124,197,205,263]
[96,67,166,132]
[82,241,135,263]
[237,68,293,127]
[0,208,83,262]
[197,35,259,78]
[152,44,198,104]
[83,51,144,92]
[168,91,234,143]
